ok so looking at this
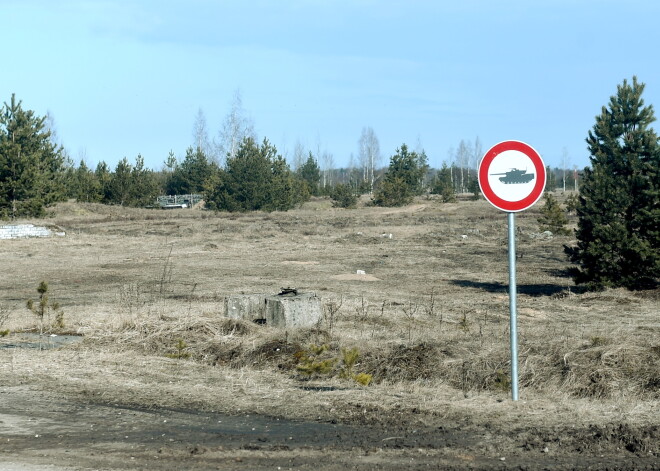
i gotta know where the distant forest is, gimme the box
[0,92,579,218]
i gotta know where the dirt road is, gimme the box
[1,385,657,470]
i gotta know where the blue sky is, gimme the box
[3,0,660,171]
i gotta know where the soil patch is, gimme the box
[1,386,658,470]
[331,273,381,281]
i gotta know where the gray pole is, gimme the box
[507,212,519,401]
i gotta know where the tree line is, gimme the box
[1,77,657,290]
[0,91,477,215]
[0,90,583,216]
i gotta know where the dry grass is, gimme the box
[0,195,658,429]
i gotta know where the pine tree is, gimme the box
[545,166,557,192]
[565,77,660,289]
[270,154,307,211]
[129,154,159,207]
[297,152,321,196]
[109,158,133,206]
[166,147,214,195]
[373,144,428,207]
[204,137,304,212]
[538,193,570,235]
[0,94,66,218]
[330,183,358,208]
[95,161,113,203]
[74,160,102,203]
[430,163,456,202]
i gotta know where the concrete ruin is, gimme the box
[225,290,322,328]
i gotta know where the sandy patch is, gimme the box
[281,261,320,265]
[519,307,546,319]
[331,273,381,281]
[381,204,427,215]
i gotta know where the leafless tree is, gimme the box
[472,136,483,173]
[192,108,213,160]
[321,151,334,188]
[292,140,306,171]
[456,139,471,193]
[561,147,571,192]
[447,146,455,188]
[358,126,381,192]
[44,110,60,146]
[215,89,255,165]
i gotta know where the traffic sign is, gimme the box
[478,140,546,212]
[477,140,546,401]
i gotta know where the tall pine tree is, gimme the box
[372,144,428,207]
[0,94,66,218]
[296,152,321,196]
[204,137,305,212]
[565,77,660,289]
[166,146,215,195]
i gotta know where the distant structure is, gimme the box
[155,194,203,209]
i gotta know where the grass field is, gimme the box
[0,195,658,469]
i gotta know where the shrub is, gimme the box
[372,176,413,207]
[373,144,428,207]
[330,183,358,208]
[538,193,571,235]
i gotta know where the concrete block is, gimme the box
[225,294,267,322]
[224,291,322,328]
[264,292,322,328]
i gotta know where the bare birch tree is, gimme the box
[358,126,381,192]
[456,139,471,193]
[215,89,255,166]
[192,108,213,159]
[472,136,482,173]
[321,151,334,189]
[561,147,571,192]
[292,140,306,171]
[446,146,455,190]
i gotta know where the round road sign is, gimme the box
[478,140,546,212]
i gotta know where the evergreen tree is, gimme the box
[95,161,113,203]
[545,166,557,192]
[164,150,177,172]
[129,154,159,206]
[166,147,214,195]
[467,177,480,201]
[373,144,428,207]
[297,152,321,196]
[330,183,358,208]
[108,158,133,206]
[204,137,305,212]
[538,193,570,235]
[270,154,307,211]
[430,163,456,202]
[73,160,102,203]
[0,94,66,218]
[565,77,660,289]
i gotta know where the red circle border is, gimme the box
[478,141,546,212]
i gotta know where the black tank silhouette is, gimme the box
[490,168,535,184]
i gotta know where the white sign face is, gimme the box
[479,141,546,212]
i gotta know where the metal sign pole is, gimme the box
[507,212,519,401]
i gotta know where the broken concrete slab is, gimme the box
[224,291,322,328]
